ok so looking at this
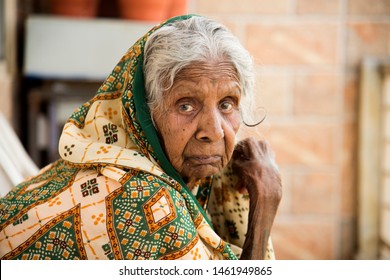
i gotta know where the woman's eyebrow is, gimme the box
[221,82,242,97]
[169,83,200,97]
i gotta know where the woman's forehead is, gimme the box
[167,75,242,101]
[175,61,240,82]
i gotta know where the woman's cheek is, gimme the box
[225,111,241,136]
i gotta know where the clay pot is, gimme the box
[50,0,100,18]
[118,0,171,21]
[168,0,188,18]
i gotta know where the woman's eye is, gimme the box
[219,101,234,112]
[179,103,194,113]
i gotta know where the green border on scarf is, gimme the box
[132,14,214,228]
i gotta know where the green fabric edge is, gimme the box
[132,14,214,228]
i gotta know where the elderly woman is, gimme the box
[0,15,281,260]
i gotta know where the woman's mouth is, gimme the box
[185,155,222,165]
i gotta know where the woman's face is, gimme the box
[153,62,242,183]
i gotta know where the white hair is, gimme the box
[143,16,256,124]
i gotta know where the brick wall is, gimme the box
[190,0,390,259]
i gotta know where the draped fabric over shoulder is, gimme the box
[0,15,275,260]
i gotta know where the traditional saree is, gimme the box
[0,15,275,260]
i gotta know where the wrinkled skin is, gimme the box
[153,62,282,259]
[153,62,241,184]
[231,137,282,259]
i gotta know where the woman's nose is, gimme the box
[195,108,224,142]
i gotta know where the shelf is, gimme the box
[23,15,157,166]
[24,15,155,81]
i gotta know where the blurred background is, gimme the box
[0,0,389,259]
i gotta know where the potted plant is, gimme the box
[49,0,100,18]
[118,0,171,21]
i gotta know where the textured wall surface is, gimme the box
[191,0,390,259]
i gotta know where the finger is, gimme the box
[232,141,248,161]
[233,138,257,160]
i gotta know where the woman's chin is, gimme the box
[181,164,222,182]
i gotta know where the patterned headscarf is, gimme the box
[58,14,214,228]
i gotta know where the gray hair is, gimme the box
[143,16,256,124]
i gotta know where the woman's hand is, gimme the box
[231,137,282,259]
